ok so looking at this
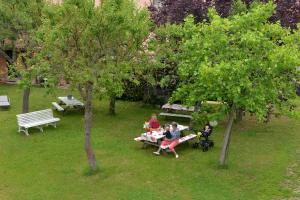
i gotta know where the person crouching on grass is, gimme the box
[153,122,181,158]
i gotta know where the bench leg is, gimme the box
[36,126,43,133]
[25,129,29,136]
[18,126,29,136]
[50,123,57,128]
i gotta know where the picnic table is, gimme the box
[160,103,194,120]
[58,96,84,107]
[134,124,195,148]
[52,96,84,113]
[162,103,195,112]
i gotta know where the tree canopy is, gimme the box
[35,0,151,171]
[169,2,300,165]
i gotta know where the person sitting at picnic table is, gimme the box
[153,122,181,158]
[163,124,172,140]
[144,113,161,132]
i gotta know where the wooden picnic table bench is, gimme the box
[52,102,64,112]
[159,112,193,119]
[162,103,195,112]
[16,109,60,136]
[159,102,222,120]
[160,103,194,120]
[52,96,84,114]
[58,96,84,107]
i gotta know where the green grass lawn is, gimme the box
[0,84,300,200]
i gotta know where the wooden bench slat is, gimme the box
[178,134,197,143]
[21,118,60,128]
[159,112,193,119]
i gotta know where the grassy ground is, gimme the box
[0,84,300,200]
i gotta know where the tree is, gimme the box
[0,0,45,113]
[36,0,150,171]
[171,2,300,166]
[93,0,151,115]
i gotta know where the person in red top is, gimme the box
[145,114,160,131]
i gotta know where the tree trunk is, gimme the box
[22,88,30,113]
[12,44,17,63]
[21,56,30,113]
[109,94,116,115]
[143,84,152,103]
[264,104,273,123]
[235,108,244,122]
[219,107,235,166]
[194,101,202,112]
[84,82,97,171]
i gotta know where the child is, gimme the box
[163,124,172,140]
[201,124,212,138]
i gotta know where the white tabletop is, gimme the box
[139,125,189,143]
[58,96,84,107]
[162,103,195,112]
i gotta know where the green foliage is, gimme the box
[0,0,32,40]
[0,0,45,90]
[230,0,248,16]
[192,103,226,128]
[171,2,300,121]
[36,0,151,103]
[0,0,44,46]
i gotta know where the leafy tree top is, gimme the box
[35,0,151,95]
[0,0,44,41]
[172,2,300,120]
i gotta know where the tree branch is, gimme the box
[0,48,13,64]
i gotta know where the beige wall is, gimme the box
[136,0,152,8]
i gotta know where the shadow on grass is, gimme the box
[217,164,229,170]
[83,166,100,176]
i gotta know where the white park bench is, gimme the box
[16,109,60,136]
[0,95,10,107]
[52,102,64,112]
